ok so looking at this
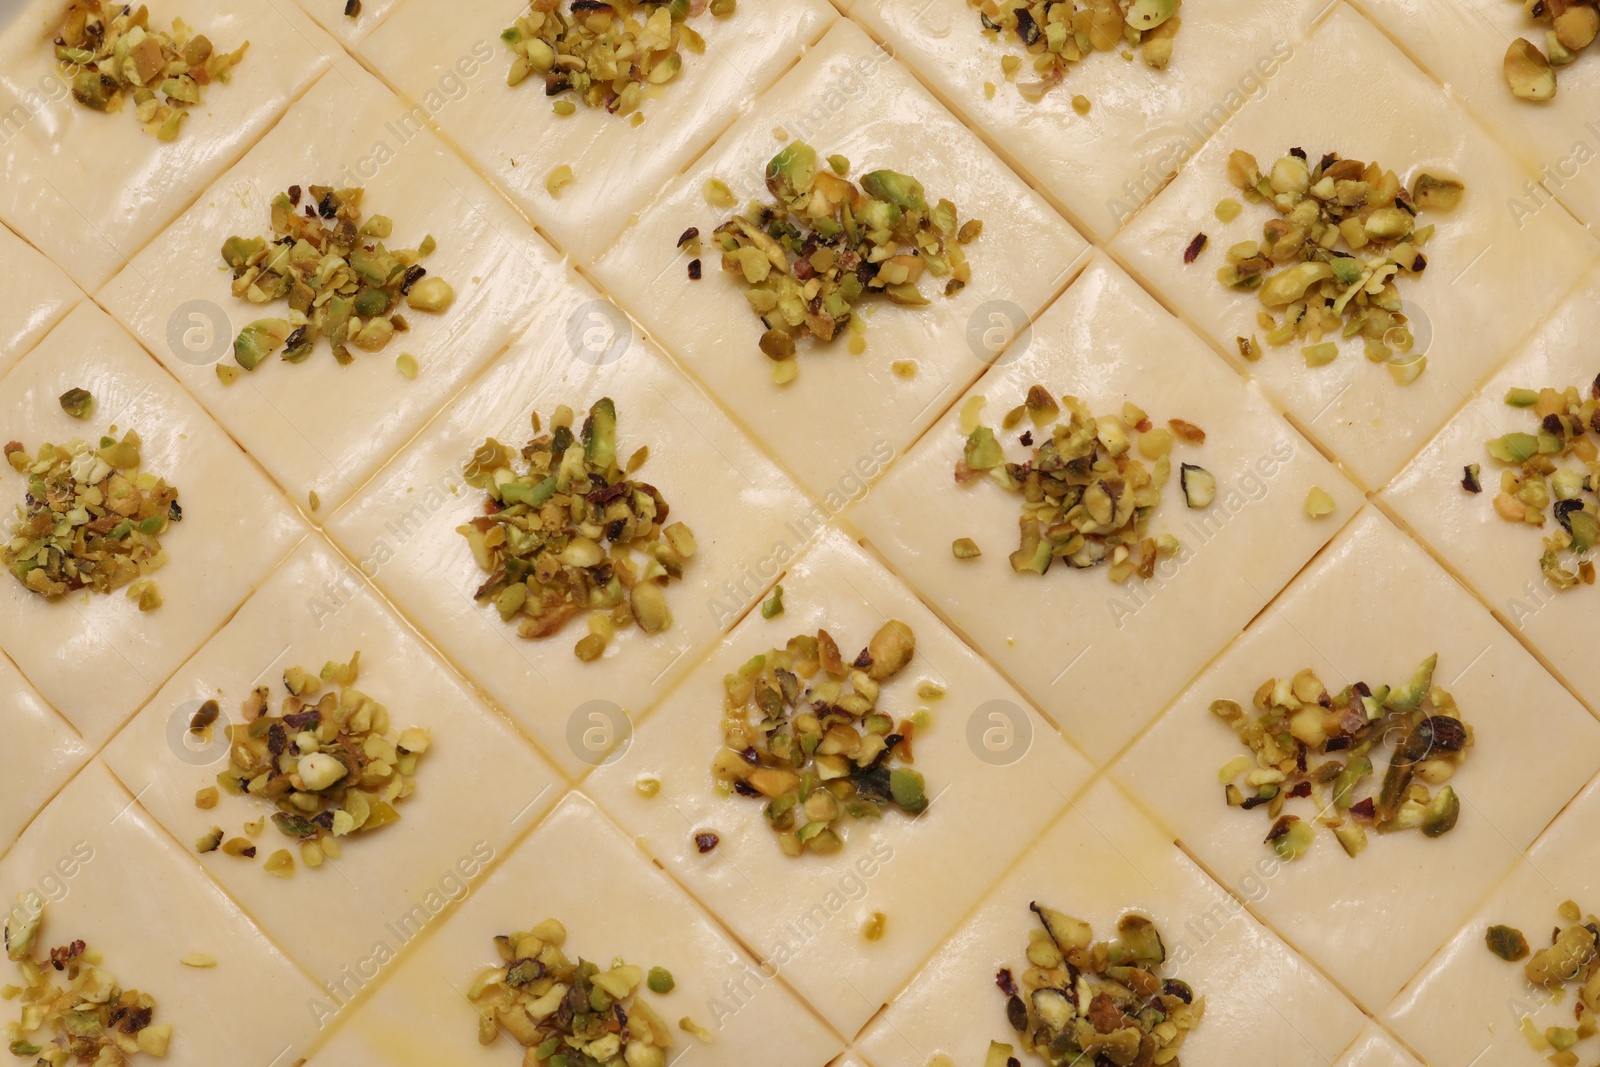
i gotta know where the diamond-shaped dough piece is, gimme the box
[1336,1023,1424,1067]
[292,0,399,48]
[586,527,1094,1037]
[1386,260,1600,709]
[0,303,306,745]
[1353,0,1600,231]
[1112,4,1600,488]
[850,0,1325,239]
[591,17,1089,500]
[855,778,1368,1066]
[0,761,321,1065]
[99,58,558,516]
[1385,772,1600,1067]
[0,0,336,290]
[359,0,836,264]
[1114,506,1600,1011]
[849,254,1362,763]
[0,655,87,848]
[300,792,843,1065]
[0,221,77,376]
[100,534,562,986]
[325,278,814,778]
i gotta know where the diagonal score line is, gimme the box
[1054,783,1158,890]
[1454,786,1557,890]
[447,582,551,686]
[110,782,154,824]
[510,781,554,825]
[40,174,147,285]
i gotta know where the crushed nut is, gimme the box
[3,896,173,1060]
[58,389,93,420]
[957,388,1198,582]
[1000,905,1204,1064]
[220,187,451,371]
[1303,486,1336,518]
[1477,381,1600,592]
[1217,148,1461,382]
[714,621,928,857]
[3,430,179,603]
[458,398,693,656]
[761,584,784,619]
[208,651,429,875]
[501,0,735,115]
[971,0,1183,96]
[706,142,978,381]
[55,1,248,139]
[1485,900,1600,1061]
[1212,655,1471,860]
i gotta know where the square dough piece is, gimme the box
[299,792,844,1065]
[1113,506,1600,1012]
[591,17,1090,501]
[1385,772,1600,1067]
[1352,0,1600,231]
[99,58,558,516]
[854,778,1368,1067]
[0,303,307,746]
[0,761,322,1066]
[1385,260,1600,710]
[847,254,1362,765]
[0,221,78,376]
[100,534,562,988]
[849,0,1325,240]
[0,654,88,848]
[0,0,336,291]
[325,278,814,779]
[358,0,836,264]
[585,527,1095,1038]
[1111,3,1600,490]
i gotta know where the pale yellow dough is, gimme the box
[99,58,558,515]
[0,761,322,1065]
[1112,4,1600,489]
[358,0,836,263]
[0,0,336,290]
[1386,260,1600,709]
[849,254,1362,763]
[300,792,844,1064]
[0,654,87,849]
[1114,507,1600,1011]
[326,265,814,778]
[850,0,1325,239]
[855,778,1368,1066]
[591,17,1090,500]
[0,303,306,745]
[100,535,563,989]
[585,527,1095,1037]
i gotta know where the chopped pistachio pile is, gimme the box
[54,0,248,140]
[1212,655,1472,860]
[3,897,173,1061]
[220,185,453,376]
[502,0,736,116]
[1484,901,1600,1064]
[992,905,1204,1067]
[705,142,980,383]
[3,431,179,607]
[1474,381,1600,591]
[1503,0,1597,101]
[956,389,1205,582]
[713,621,930,857]
[1218,149,1464,384]
[970,0,1182,100]
[203,652,429,876]
[466,918,676,1066]
[459,398,695,659]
